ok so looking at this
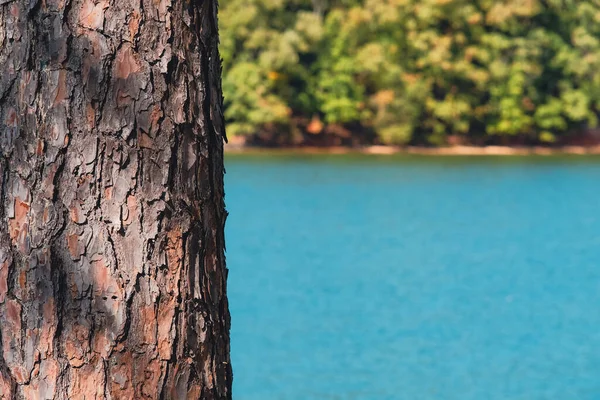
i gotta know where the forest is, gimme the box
[220,0,600,147]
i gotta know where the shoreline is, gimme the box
[224,144,600,156]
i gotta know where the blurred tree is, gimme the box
[220,0,600,146]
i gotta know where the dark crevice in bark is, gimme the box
[167,127,180,193]
[26,0,42,19]
[102,358,109,398]
[116,272,140,344]
[96,52,116,129]
[0,159,7,220]
[50,153,67,203]
[164,55,178,88]
[50,249,67,343]
[62,0,73,25]
[0,78,16,123]
[94,142,106,212]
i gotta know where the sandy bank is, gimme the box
[224,143,600,156]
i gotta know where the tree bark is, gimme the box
[0,0,231,398]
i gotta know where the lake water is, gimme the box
[225,154,600,400]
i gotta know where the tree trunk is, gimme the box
[0,0,231,398]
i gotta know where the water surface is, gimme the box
[226,154,600,399]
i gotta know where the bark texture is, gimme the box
[0,0,231,398]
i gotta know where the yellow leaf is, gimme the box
[268,71,281,81]
[373,90,395,106]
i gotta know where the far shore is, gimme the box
[224,143,600,156]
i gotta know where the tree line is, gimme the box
[220,0,600,146]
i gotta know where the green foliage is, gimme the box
[220,0,600,145]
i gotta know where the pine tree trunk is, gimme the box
[0,0,231,398]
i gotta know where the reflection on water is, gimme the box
[226,154,600,400]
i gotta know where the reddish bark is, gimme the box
[0,0,231,398]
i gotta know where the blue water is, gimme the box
[225,155,600,400]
